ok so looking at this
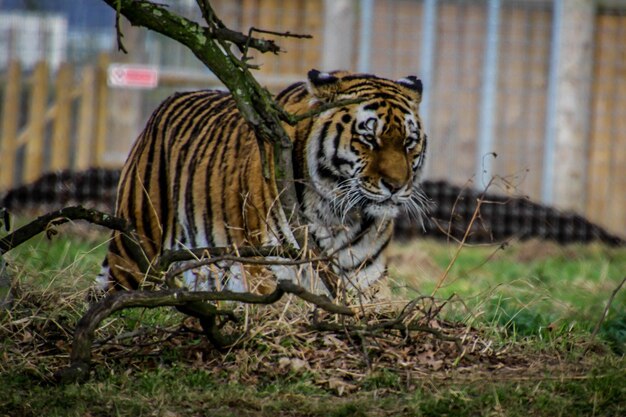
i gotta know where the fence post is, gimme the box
[94,53,111,167]
[543,0,595,211]
[0,61,21,190]
[50,62,73,171]
[75,66,95,170]
[24,61,49,183]
[419,0,438,129]
[475,0,501,186]
[322,0,356,70]
[357,0,373,73]
[94,53,110,168]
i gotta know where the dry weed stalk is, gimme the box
[430,180,490,296]
[430,175,517,296]
[584,275,626,356]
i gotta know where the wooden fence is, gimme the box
[0,1,624,237]
[0,55,109,190]
[586,10,626,238]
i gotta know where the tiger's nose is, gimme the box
[380,177,405,194]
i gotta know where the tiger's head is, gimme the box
[301,70,429,223]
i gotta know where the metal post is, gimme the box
[419,0,438,127]
[542,0,563,204]
[542,0,594,211]
[357,0,374,73]
[322,0,356,70]
[476,0,501,187]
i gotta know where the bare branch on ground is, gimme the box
[55,280,353,383]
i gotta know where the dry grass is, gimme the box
[0,274,603,394]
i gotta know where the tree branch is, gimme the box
[114,0,128,53]
[0,206,131,255]
[102,0,304,240]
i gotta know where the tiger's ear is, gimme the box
[307,69,341,102]
[396,76,423,102]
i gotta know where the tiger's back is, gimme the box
[99,90,293,291]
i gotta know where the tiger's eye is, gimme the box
[363,134,377,145]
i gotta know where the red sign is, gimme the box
[108,64,159,89]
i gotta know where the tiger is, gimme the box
[96,69,429,296]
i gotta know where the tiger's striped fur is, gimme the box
[97,70,428,294]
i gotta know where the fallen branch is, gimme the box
[55,280,353,383]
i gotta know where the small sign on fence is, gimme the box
[107,64,159,89]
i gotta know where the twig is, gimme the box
[278,98,365,126]
[114,0,128,53]
[431,202,481,296]
[196,0,282,56]
[196,0,284,56]
[369,297,423,329]
[158,244,337,296]
[431,178,496,296]
[250,27,313,40]
[584,275,626,356]
[310,295,462,351]
[240,26,312,62]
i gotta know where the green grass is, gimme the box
[5,224,108,292]
[390,239,626,348]
[1,360,624,416]
[2,224,626,416]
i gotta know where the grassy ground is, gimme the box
[1,223,625,416]
[390,239,626,353]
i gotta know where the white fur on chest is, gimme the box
[303,189,391,290]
